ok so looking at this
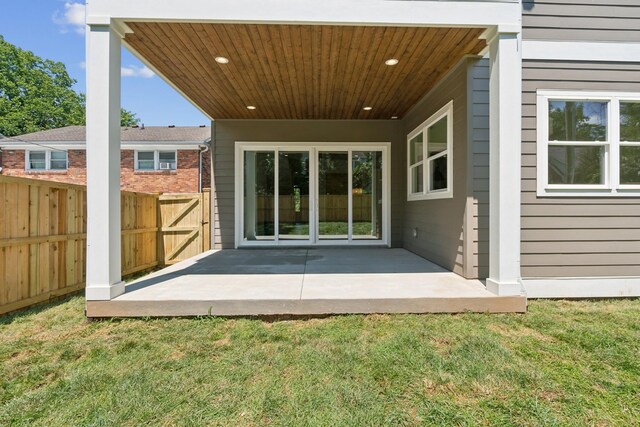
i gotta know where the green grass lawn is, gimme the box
[1,298,639,426]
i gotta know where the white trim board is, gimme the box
[523,277,640,298]
[88,0,521,29]
[523,41,640,63]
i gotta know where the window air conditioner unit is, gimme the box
[159,162,175,170]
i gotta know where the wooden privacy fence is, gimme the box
[0,176,210,315]
[121,191,159,276]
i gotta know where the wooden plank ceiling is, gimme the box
[124,23,486,120]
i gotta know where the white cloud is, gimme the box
[77,61,154,78]
[53,2,86,35]
[121,65,155,79]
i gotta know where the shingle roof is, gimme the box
[1,125,210,142]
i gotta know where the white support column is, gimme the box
[85,24,125,301]
[486,30,523,296]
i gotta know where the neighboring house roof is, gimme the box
[0,125,211,150]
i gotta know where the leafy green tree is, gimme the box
[0,36,139,137]
[548,101,606,184]
[548,101,640,184]
[120,108,140,127]
[621,102,640,142]
[620,102,640,184]
[0,35,85,136]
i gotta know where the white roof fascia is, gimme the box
[87,0,521,29]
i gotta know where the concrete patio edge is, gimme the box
[86,296,527,318]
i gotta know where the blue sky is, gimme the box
[1,0,209,126]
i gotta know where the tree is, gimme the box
[0,36,85,136]
[548,101,606,184]
[0,36,139,137]
[120,108,140,127]
[620,102,640,184]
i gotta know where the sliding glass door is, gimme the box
[243,150,275,241]
[278,151,310,241]
[352,151,383,241]
[239,144,388,246]
[318,152,349,240]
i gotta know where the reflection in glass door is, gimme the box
[278,151,310,240]
[352,151,383,240]
[318,152,349,240]
[243,151,275,241]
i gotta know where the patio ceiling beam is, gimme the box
[87,0,521,30]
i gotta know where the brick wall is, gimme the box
[201,147,212,189]
[0,149,210,193]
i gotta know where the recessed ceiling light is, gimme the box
[363,106,373,111]
[391,116,398,119]
[247,105,257,110]
[385,58,399,66]
[215,56,230,64]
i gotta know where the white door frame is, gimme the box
[235,141,391,248]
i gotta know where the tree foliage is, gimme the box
[547,100,640,185]
[0,36,139,137]
[120,108,140,127]
[0,35,85,136]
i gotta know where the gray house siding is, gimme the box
[400,58,480,278]
[211,120,403,249]
[521,60,640,278]
[468,58,490,279]
[522,0,640,42]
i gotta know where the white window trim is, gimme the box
[25,150,68,171]
[537,90,640,197]
[134,150,177,171]
[234,141,391,249]
[407,101,454,201]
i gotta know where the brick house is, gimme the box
[0,125,211,193]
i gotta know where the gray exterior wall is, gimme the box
[211,120,403,249]
[521,61,640,278]
[400,57,485,278]
[468,59,490,279]
[523,0,640,42]
[521,3,640,278]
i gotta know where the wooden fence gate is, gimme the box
[1,176,212,315]
[158,192,210,265]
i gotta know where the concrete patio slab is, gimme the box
[118,274,304,301]
[300,273,493,299]
[86,248,527,317]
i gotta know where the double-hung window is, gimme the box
[537,91,640,196]
[26,150,68,171]
[135,150,177,171]
[407,101,453,200]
